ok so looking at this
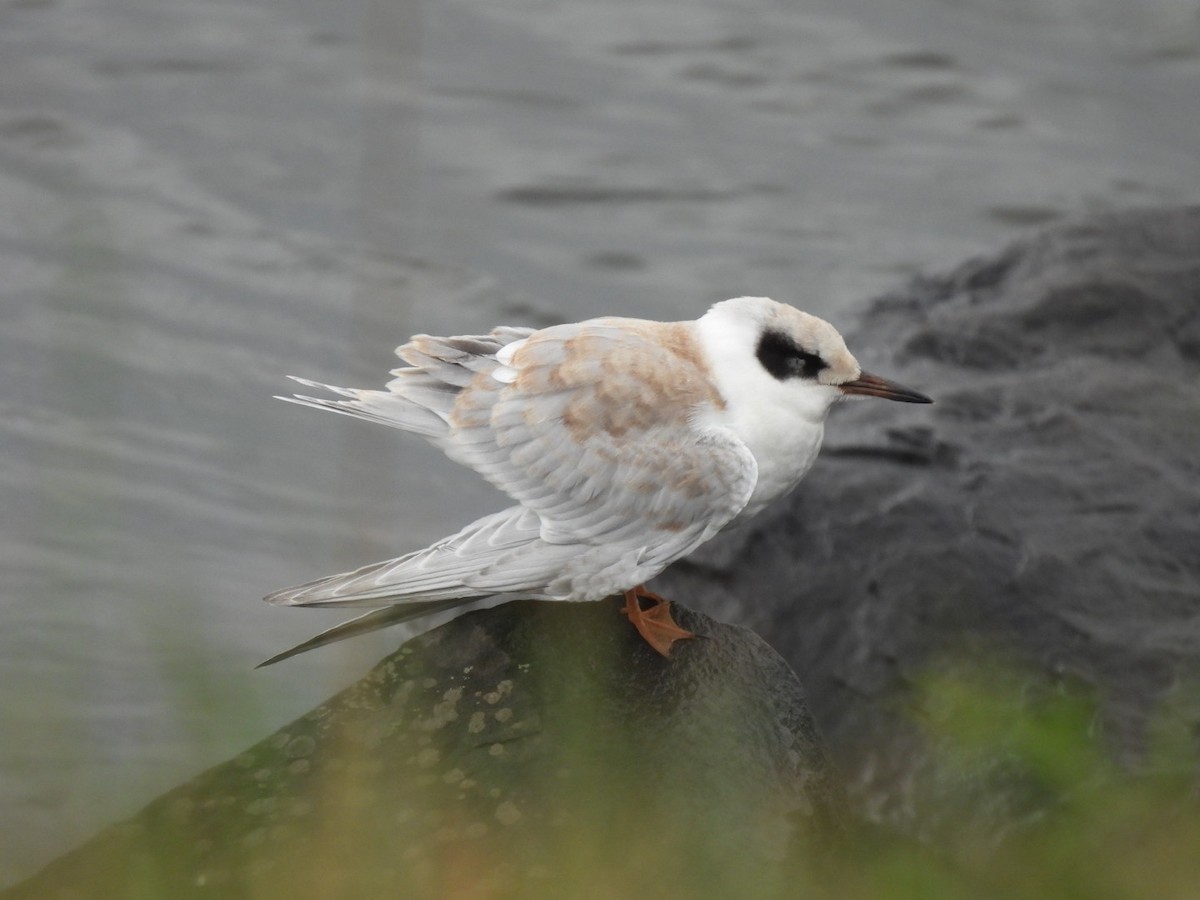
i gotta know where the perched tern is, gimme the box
[260,296,930,666]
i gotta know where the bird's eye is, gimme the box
[755,329,828,380]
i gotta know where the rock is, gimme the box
[6,599,843,899]
[659,206,1200,828]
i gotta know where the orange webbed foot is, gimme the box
[620,586,696,658]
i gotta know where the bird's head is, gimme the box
[697,296,932,426]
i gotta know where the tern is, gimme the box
[260,296,930,666]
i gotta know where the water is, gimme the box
[2,0,1198,884]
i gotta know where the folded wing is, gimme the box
[268,318,757,610]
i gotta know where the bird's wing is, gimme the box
[255,599,477,668]
[266,318,756,612]
[443,317,758,551]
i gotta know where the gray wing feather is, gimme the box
[265,506,577,608]
[256,599,475,668]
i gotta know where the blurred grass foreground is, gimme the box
[8,600,1199,900]
[835,663,1200,900]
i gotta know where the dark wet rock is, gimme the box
[6,599,843,899]
[660,205,1200,830]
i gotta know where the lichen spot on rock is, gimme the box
[495,801,522,826]
[484,679,514,705]
[284,735,315,759]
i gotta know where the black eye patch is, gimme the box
[755,329,827,380]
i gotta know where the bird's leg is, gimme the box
[619,585,696,658]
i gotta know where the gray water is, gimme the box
[2,0,1198,883]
